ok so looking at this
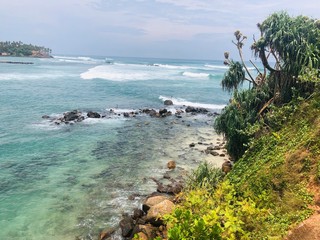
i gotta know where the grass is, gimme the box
[165,94,320,239]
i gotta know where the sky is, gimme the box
[1,0,320,60]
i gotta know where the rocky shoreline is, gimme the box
[99,139,231,240]
[43,100,230,240]
[41,103,220,126]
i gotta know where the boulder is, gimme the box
[133,208,145,220]
[159,108,168,114]
[87,111,101,118]
[167,160,176,170]
[164,100,173,106]
[157,181,183,195]
[146,199,175,226]
[137,224,158,239]
[222,160,232,174]
[99,227,117,240]
[143,195,168,213]
[136,232,148,240]
[119,216,134,238]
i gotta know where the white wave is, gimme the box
[156,64,196,70]
[182,72,211,78]
[107,108,137,114]
[80,64,172,81]
[82,117,124,125]
[204,64,229,70]
[81,65,152,81]
[205,64,255,71]
[159,96,225,109]
[0,72,75,81]
[53,55,106,64]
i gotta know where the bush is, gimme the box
[165,181,265,240]
[186,162,224,192]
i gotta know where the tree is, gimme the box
[215,12,320,161]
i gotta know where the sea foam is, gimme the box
[159,96,225,110]
[182,71,212,78]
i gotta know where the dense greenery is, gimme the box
[166,94,320,239]
[0,41,52,57]
[164,11,320,240]
[215,11,320,161]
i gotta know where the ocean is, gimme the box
[0,55,230,239]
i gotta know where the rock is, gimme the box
[143,195,168,213]
[63,110,82,122]
[163,172,171,179]
[156,181,183,195]
[87,111,101,118]
[42,115,50,119]
[211,151,220,156]
[133,208,145,220]
[136,232,148,240]
[137,224,158,239]
[146,199,175,226]
[119,216,134,237]
[164,100,173,106]
[99,227,117,240]
[185,106,209,114]
[159,108,168,115]
[167,160,176,170]
[148,109,158,117]
[123,112,130,118]
[189,143,196,147]
[222,160,232,174]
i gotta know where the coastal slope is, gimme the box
[165,93,320,239]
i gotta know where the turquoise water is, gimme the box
[0,56,230,239]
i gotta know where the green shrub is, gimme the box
[186,162,224,192]
[165,181,266,240]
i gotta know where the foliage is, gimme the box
[252,11,320,103]
[165,94,320,239]
[165,181,266,240]
[221,60,246,92]
[214,87,271,160]
[0,41,52,57]
[227,94,320,236]
[186,162,224,191]
[215,11,320,161]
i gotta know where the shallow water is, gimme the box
[0,56,229,239]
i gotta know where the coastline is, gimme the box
[91,106,229,239]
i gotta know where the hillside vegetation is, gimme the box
[0,41,52,57]
[164,11,320,240]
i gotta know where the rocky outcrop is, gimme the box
[185,106,209,114]
[43,104,217,127]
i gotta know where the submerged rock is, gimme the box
[167,160,176,170]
